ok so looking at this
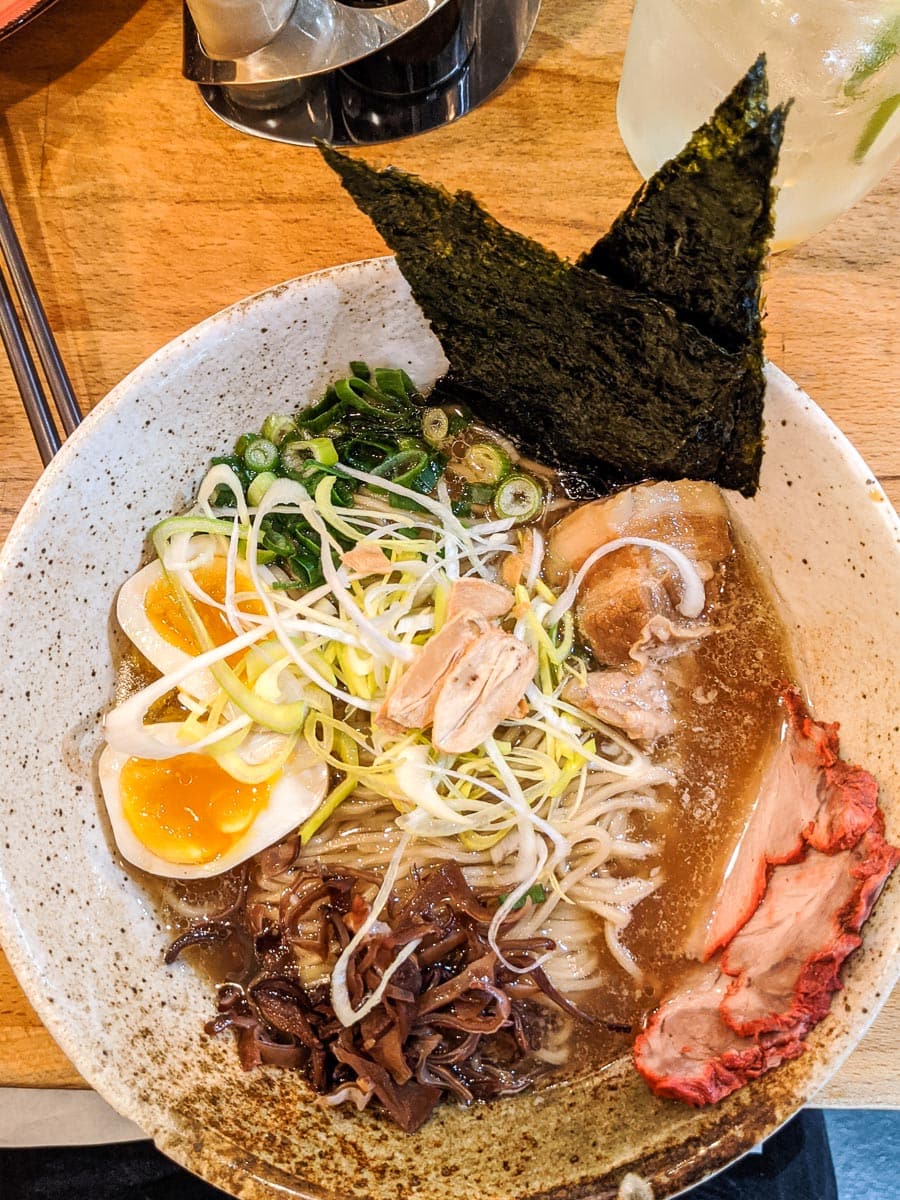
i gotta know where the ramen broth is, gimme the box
[607,531,795,1027]
[527,518,796,1069]
[131,465,796,1087]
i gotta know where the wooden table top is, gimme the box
[0,0,897,1108]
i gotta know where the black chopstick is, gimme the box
[0,191,81,466]
[0,267,61,465]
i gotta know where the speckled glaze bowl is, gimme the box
[0,258,897,1200]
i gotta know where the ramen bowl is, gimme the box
[0,257,897,1199]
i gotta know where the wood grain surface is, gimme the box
[0,0,897,1105]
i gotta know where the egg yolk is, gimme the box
[144,561,265,666]
[120,753,272,865]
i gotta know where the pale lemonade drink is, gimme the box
[617,0,900,249]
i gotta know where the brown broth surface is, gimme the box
[627,531,794,979]
[559,525,796,1076]
[116,486,797,1090]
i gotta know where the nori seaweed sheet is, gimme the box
[320,146,746,495]
[580,57,786,353]
[579,57,788,493]
[318,61,783,496]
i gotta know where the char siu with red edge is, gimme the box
[696,687,880,961]
[634,690,897,1107]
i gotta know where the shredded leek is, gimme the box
[106,363,672,1000]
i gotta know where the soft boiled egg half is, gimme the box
[116,535,274,702]
[103,538,327,877]
[99,724,328,879]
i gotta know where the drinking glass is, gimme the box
[617,0,900,249]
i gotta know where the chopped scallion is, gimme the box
[494,473,543,522]
[262,528,298,557]
[243,438,279,474]
[234,433,258,458]
[456,442,511,485]
[422,407,450,446]
[469,482,496,506]
[261,414,296,446]
[247,471,277,507]
[499,883,548,910]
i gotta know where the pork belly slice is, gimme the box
[546,480,732,579]
[697,686,879,960]
[563,666,674,743]
[446,578,513,622]
[545,480,731,668]
[720,814,899,1037]
[431,630,536,754]
[577,546,697,669]
[376,611,487,732]
[632,964,806,1106]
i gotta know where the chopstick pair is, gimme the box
[0,191,81,466]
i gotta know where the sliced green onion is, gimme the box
[494,473,543,522]
[261,414,296,446]
[422,407,449,446]
[280,436,338,474]
[499,882,547,911]
[243,438,278,474]
[457,442,511,485]
[469,482,496,506]
[261,527,298,557]
[305,437,339,466]
[373,367,416,403]
[370,448,429,487]
[295,384,343,434]
[446,407,472,436]
[247,471,277,507]
[234,433,258,458]
[209,455,249,505]
[451,482,472,519]
[279,438,310,475]
[333,377,414,425]
[211,453,245,474]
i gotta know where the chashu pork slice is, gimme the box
[431,630,536,755]
[377,611,487,733]
[634,815,898,1107]
[445,577,514,622]
[563,666,674,743]
[695,687,879,960]
[635,682,897,1112]
[720,814,899,1037]
[632,964,807,1107]
[545,480,732,668]
[546,479,732,580]
[341,543,394,575]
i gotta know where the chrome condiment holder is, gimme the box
[182,0,541,147]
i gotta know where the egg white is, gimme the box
[98,723,328,879]
[116,537,273,702]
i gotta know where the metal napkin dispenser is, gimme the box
[183,0,541,146]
